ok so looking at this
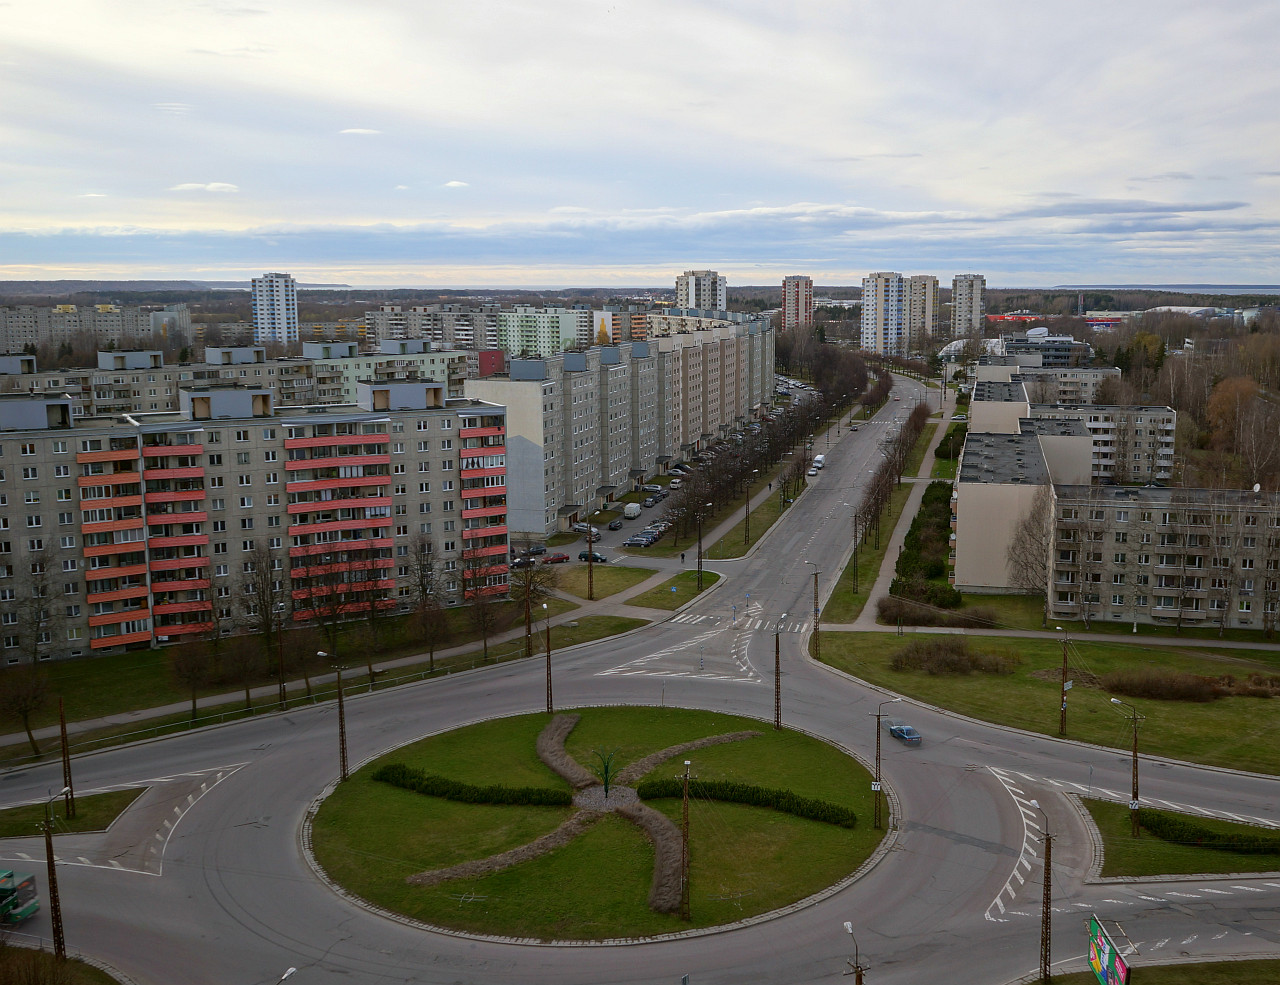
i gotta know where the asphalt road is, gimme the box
[4,375,1280,985]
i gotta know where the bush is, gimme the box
[1102,669,1221,703]
[372,763,573,806]
[933,424,968,460]
[877,595,1000,628]
[1138,807,1280,855]
[635,778,856,828]
[889,637,1020,675]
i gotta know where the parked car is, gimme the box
[608,518,624,531]
[542,553,571,564]
[807,467,819,476]
[510,556,537,569]
[623,536,651,547]
[951,414,968,423]
[623,502,642,519]
[669,478,683,489]
[883,718,922,746]
[578,551,608,563]
[519,545,547,556]
[641,484,662,493]
[642,496,657,508]
[570,522,599,536]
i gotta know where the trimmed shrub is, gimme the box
[1138,807,1280,855]
[890,637,1020,675]
[372,763,573,806]
[1102,669,1220,703]
[877,595,1000,628]
[933,423,968,460]
[635,779,856,829]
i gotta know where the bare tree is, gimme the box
[170,637,216,722]
[405,531,449,670]
[237,542,290,692]
[1006,484,1053,626]
[509,556,558,658]
[0,664,49,756]
[13,547,65,665]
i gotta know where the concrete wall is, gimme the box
[970,398,1028,434]
[1037,434,1093,485]
[953,480,1044,592]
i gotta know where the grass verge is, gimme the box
[556,565,655,600]
[903,422,937,476]
[626,571,722,610]
[0,944,119,984]
[1083,798,1280,877]
[820,482,914,624]
[820,632,1280,774]
[0,788,144,839]
[1053,960,1280,984]
[310,707,880,940]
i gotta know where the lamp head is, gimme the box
[1111,697,1123,705]
[317,650,329,658]
[844,921,853,934]
[1029,799,1039,809]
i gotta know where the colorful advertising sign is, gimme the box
[1088,914,1129,985]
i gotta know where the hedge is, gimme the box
[1138,807,1280,855]
[372,763,573,807]
[635,778,856,828]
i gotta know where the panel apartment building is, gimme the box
[0,303,193,351]
[465,322,775,538]
[0,382,508,662]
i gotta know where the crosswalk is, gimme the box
[669,612,812,634]
[597,627,762,682]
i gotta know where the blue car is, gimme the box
[884,718,922,746]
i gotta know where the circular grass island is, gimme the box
[309,707,883,941]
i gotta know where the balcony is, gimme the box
[86,584,151,605]
[84,541,146,558]
[149,556,210,572]
[459,445,506,459]
[462,542,509,559]
[460,425,505,440]
[152,600,213,616]
[463,524,507,541]
[148,534,209,550]
[291,578,396,601]
[147,510,208,524]
[143,444,204,457]
[286,454,388,472]
[81,517,146,536]
[288,537,394,558]
[289,557,395,579]
[287,518,387,537]
[144,489,206,504]
[86,561,149,579]
[287,495,391,515]
[154,622,214,639]
[148,577,209,592]
[91,630,152,650]
[76,448,139,464]
[284,434,390,450]
[89,608,151,628]
[461,504,508,520]
[143,466,205,481]
[458,465,506,480]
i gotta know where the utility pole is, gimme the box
[587,533,594,601]
[1030,800,1052,983]
[43,787,68,961]
[321,652,348,782]
[59,699,75,819]
[545,603,553,714]
[1112,698,1144,837]
[680,760,691,921]
[774,614,785,730]
[842,922,865,982]
[873,697,901,829]
[744,470,758,547]
[1058,627,1069,736]
[524,581,532,659]
[697,502,710,591]
[276,626,287,709]
[806,561,821,659]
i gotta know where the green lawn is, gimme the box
[556,565,655,600]
[1083,798,1280,877]
[903,422,937,476]
[930,455,958,480]
[820,632,1280,774]
[821,482,914,624]
[626,571,722,610]
[310,707,881,940]
[1053,960,1280,985]
[0,788,144,838]
[706,477,790,560]
[546,531,579,547]
[0,944,119,985]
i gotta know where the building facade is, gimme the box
[951,273,986,337]
[781,276,814,331]
[860,272,906,356]
[906,275,939,349]
[251,272,299,346]
[675,270,727,311]
[0,304,191,352]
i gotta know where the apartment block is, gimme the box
[251,272,299,346]
[860,272,906,356]
[0,303,191,351]
[951,273,986,337]
[906,275,938,348]
[675,270,727,311]
[781,275,814,331]
[366,305,501,350]
[0,383,508,661]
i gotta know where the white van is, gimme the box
[623,503,642,519]
[669,478,683,489]
[813,454,826,469]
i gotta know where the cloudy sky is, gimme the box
[2,0,1278,287]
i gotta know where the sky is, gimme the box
[1,0,1279,288]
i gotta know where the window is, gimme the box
[215,564,229,577]
[22,467,37,480]
[59,535,74,548]
[241,518,254,530]
[417,440,430,452]
[264,450,277,463]
[238,475,252,486]
[262,428,275,440]
[242,540,255,551]
[54,465,69,478]
[235,430,249,441]
[62,559,77,571]
[419,482,431,493]
[209,476,224,488]
[58,512,73,525]
[418,461,430,473]
[20,443,35,456]
[213,520,226,532]
[265,472,278,484]
[51,440,67,454]
[1114,532,1127,544]
[210,497,225,510]
[57,488,72,501]
[26,515,41,528]
[240,496,253,508]
[267,514,280,527]
[1112,594,1124,605]
[236,452,251,465]
[208,454,223,466]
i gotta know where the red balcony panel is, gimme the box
[287,495,391,515]
[287,518,389,537]
[460,504,507,520]
[80,517,146,535]
[289,540,390,558]
[86,562,149,579]
[91,630,152,649]
[147,510,207,524]
[291,578,396,600]
[148,577,210,592]
[467,563,509,579]
[76,448,140,464]
[463,524,507,540]
[152,600,213,616]
[148,534,209,550]
[284,434,390,449]
[89,609,151,628]
[459,426,505,439]
[86,585,151,605]
[144,489,205,504]
[465,584,509,599]
[459,444,506,459]
[149,556,210,572]
[143,466,205,481]
[89,495,144,510]
[78,473,141,488]
[285,454,389,472]
[142,444,203,457]
[463,542,509,559]
[286,476,387,493]
[83,542,146,558]
[154,623,213,639]
[289,558,394,579]
[459,466,506,480]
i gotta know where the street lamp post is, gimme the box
[842,921,866,982]
[806,560,821,659]
[872,697,901,828]
[774,613,786,730]
[42,785,70,960]
[319,651,347,782]
[1111,698,1145,837]
[544,602,553,713]
[744,469,759,547]
[1029,799,1053,983]
[697,501,711,591]
[1057,627,1069,735]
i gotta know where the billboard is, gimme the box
[1088,914,1129,985]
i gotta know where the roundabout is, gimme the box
[308,707,882,941]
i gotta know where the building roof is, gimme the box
[958,432,1050,485]
[972,380,1028,402]
[1018,417,1088,437]
[1054,485,1280,508]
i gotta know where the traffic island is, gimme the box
[308,706,882,940]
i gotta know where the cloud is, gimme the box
[1129,172,1195,182]
[154,102,192,115]
[169,182,239,193]
[339,128,381,135]
[78,193,107,198]
[443,180,469,188]
[394,185,409,191]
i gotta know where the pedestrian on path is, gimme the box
[768,481,772,492]
[681,552,686,565]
